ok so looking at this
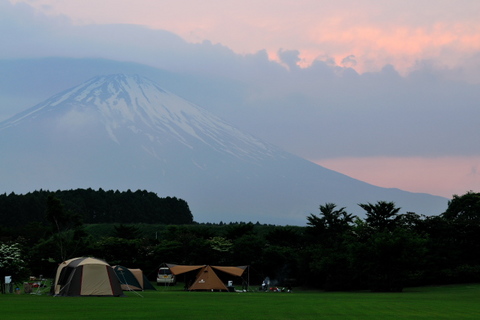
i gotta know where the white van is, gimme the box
[157,267,176,286]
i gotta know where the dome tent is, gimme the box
[113,265,156,291]
[53,257,124,297]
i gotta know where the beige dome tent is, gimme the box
[53,257,124,297]
[166,264,247,291]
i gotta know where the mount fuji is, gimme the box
[0,74,447,224]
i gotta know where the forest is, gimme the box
[0,189,194,226]
[1,189,480,293]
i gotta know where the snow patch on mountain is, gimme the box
[0,74,278,162]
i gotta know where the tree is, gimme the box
[266,227,303,248]
[0,189,195,227]
[305,203,356,290]
[92,237,143,267]
[354,201,428,291]
[307,203,354,240]
[225,222,255,240]
[443,191,480,224]
[158,225,212,265]
[0,242,28,293]
[350,227,426,292]
[207,236,233,264]
[45,195,83,233]
[440,191,480,282]
[230,234,265,266]
[111,224,142,240]
[359,201,401,231]
[45,195,85,261]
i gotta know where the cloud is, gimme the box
[341,55,357,68]
[9,0,480,76]
[278,49,301,71]
[2,0,480,166]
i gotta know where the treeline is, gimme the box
[0,188,194,226]
[1,191,480,292]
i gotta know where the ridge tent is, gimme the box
[113,265,156,291]
[53,257,124,297]
[166,264,247,291]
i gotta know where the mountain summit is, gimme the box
[2,74,275,160]
[0,74,447,224]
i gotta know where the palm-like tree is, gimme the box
[307,203,354,238]
[358,201,400,231]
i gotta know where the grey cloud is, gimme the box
[277,49,301,71]
[341,55,357,68]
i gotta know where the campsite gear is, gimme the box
[113,265,156,291]
[166,264,247,291]
[53,257,124,297]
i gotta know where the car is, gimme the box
[157,267,176,286]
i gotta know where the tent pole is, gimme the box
[247,265,250,292]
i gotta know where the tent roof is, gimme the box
[70,257,109,267]
[211,266,247,277]
[166,264,247,277]
[166,264,205,275]
[59,257,110,268]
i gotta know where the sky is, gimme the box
[2,0,480,198]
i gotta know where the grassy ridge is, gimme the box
[1,284,480,319]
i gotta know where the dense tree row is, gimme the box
[1,191,480,293]
[0,188,193,227]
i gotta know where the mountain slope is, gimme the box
[0,74,448,224]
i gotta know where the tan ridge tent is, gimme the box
[166,264,247,291]
[53,257,124,297]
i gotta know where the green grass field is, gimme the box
[1,283,480,319]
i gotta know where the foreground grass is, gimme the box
[1,284,480,319]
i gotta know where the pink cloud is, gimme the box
[304,19,480,73]
[12,0,480,75]
[314,156,480,199]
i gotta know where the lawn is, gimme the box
[1,283,480,319]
